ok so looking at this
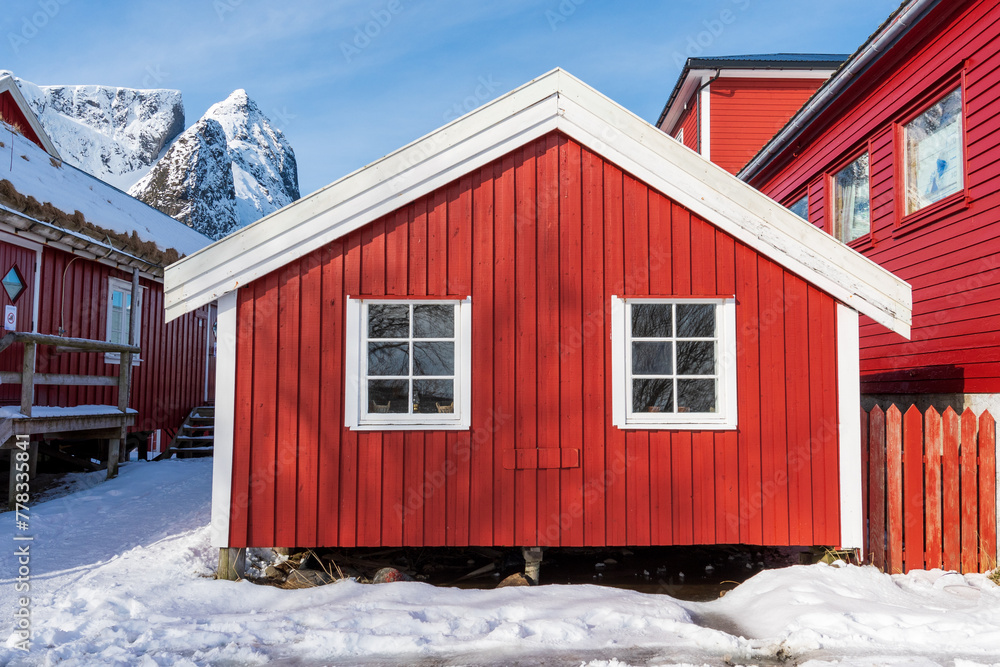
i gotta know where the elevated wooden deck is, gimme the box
[0,405,137,448]
[1,329,141,508]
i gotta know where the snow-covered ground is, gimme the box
[1,458,999,666]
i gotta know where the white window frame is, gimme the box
[611,296,737,430]
[345,296,472,431]
[105,277,142,366]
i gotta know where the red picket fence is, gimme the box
[861,405,997,574]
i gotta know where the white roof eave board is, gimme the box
[164,69,911,338]
[0,75,61,160]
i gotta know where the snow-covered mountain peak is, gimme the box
[15,76,185,191]
[129,89,299,240]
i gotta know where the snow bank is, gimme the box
[0,458,998,666]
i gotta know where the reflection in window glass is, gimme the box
[364,302,457,417]
[628,302,718,415]
[788,194,808,221]
[905,87,963,215]
[833,153,870,243]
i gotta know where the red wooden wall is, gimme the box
[229,131,844,549]
[0,91,45,151]
[0,241,37,404]
[673,96,700,153]
[749,0,1000,395]
[29,246,209,435]
[710,77,826,175]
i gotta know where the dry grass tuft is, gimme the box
[0,178,184,266]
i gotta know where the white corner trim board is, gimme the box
[164,69,911,341]
[836,304,863,550]
[210,290,238,547]
[699,79,711,161]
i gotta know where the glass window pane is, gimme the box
[110,306,123,344]
[633,378,673,413]
[905,87,963,214]
[368,304,409,338]
[413,341,454,376]
[788,194,808,221]
[833,153,870,243]
[631,303,672,338]
[368,380,409,413]
[414,304,454,338]
[112,290,123,309]
[368,342,409,376]
[676,304,715,337]
[632,341,672,375]
[678,379,716,413]
[677,341,715,375]
[414,379,454,414]
[2,267,25,303]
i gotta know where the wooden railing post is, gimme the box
[20,342,35,418]
[109,269,141,479]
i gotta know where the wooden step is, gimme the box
[176,435,214,442]
[167,446,214,454]
[182,424,214,431]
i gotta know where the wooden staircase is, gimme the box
[155,406,215,460]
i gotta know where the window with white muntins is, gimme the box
[611,297,736,429]
[345,297,471,430]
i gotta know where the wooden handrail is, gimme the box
[0,332,141,418]
[0,331,141,355]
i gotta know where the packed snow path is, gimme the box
[1,458,999,666]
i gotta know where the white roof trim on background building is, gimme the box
[0,74,61,160]
[658,67,836,137]
[164,68,912,337]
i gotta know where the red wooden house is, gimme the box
[166,70,910,554]
[734,0,1000,414]
[0,72,214,465]
[657,54,845,175]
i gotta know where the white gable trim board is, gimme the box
[0,75,61,160]
[165,69,911,341]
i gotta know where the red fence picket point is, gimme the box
[868,405,886,570]
[886,405,903,573]
[961,408,979,574]
[861,406,870,561]
[902,405,925,572]
[924,407,943,570]
[978,411,996,572]
[942,407,961,572]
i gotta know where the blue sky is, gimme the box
[5,0,901,196]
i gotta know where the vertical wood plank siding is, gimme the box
[709,78,826,175]
[673,97,700,153]
[28,247,208,436]
[230,132,842,548]
[751,0,1000,395]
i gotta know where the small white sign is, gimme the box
[4,305,16,331]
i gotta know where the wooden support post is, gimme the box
[20,342,35,418]
[218,547,244,581]
[109,268,140,480]
[522,546,543,585]
[27,441,37,479]
[8,449,16,511]
[107,436,120,479]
